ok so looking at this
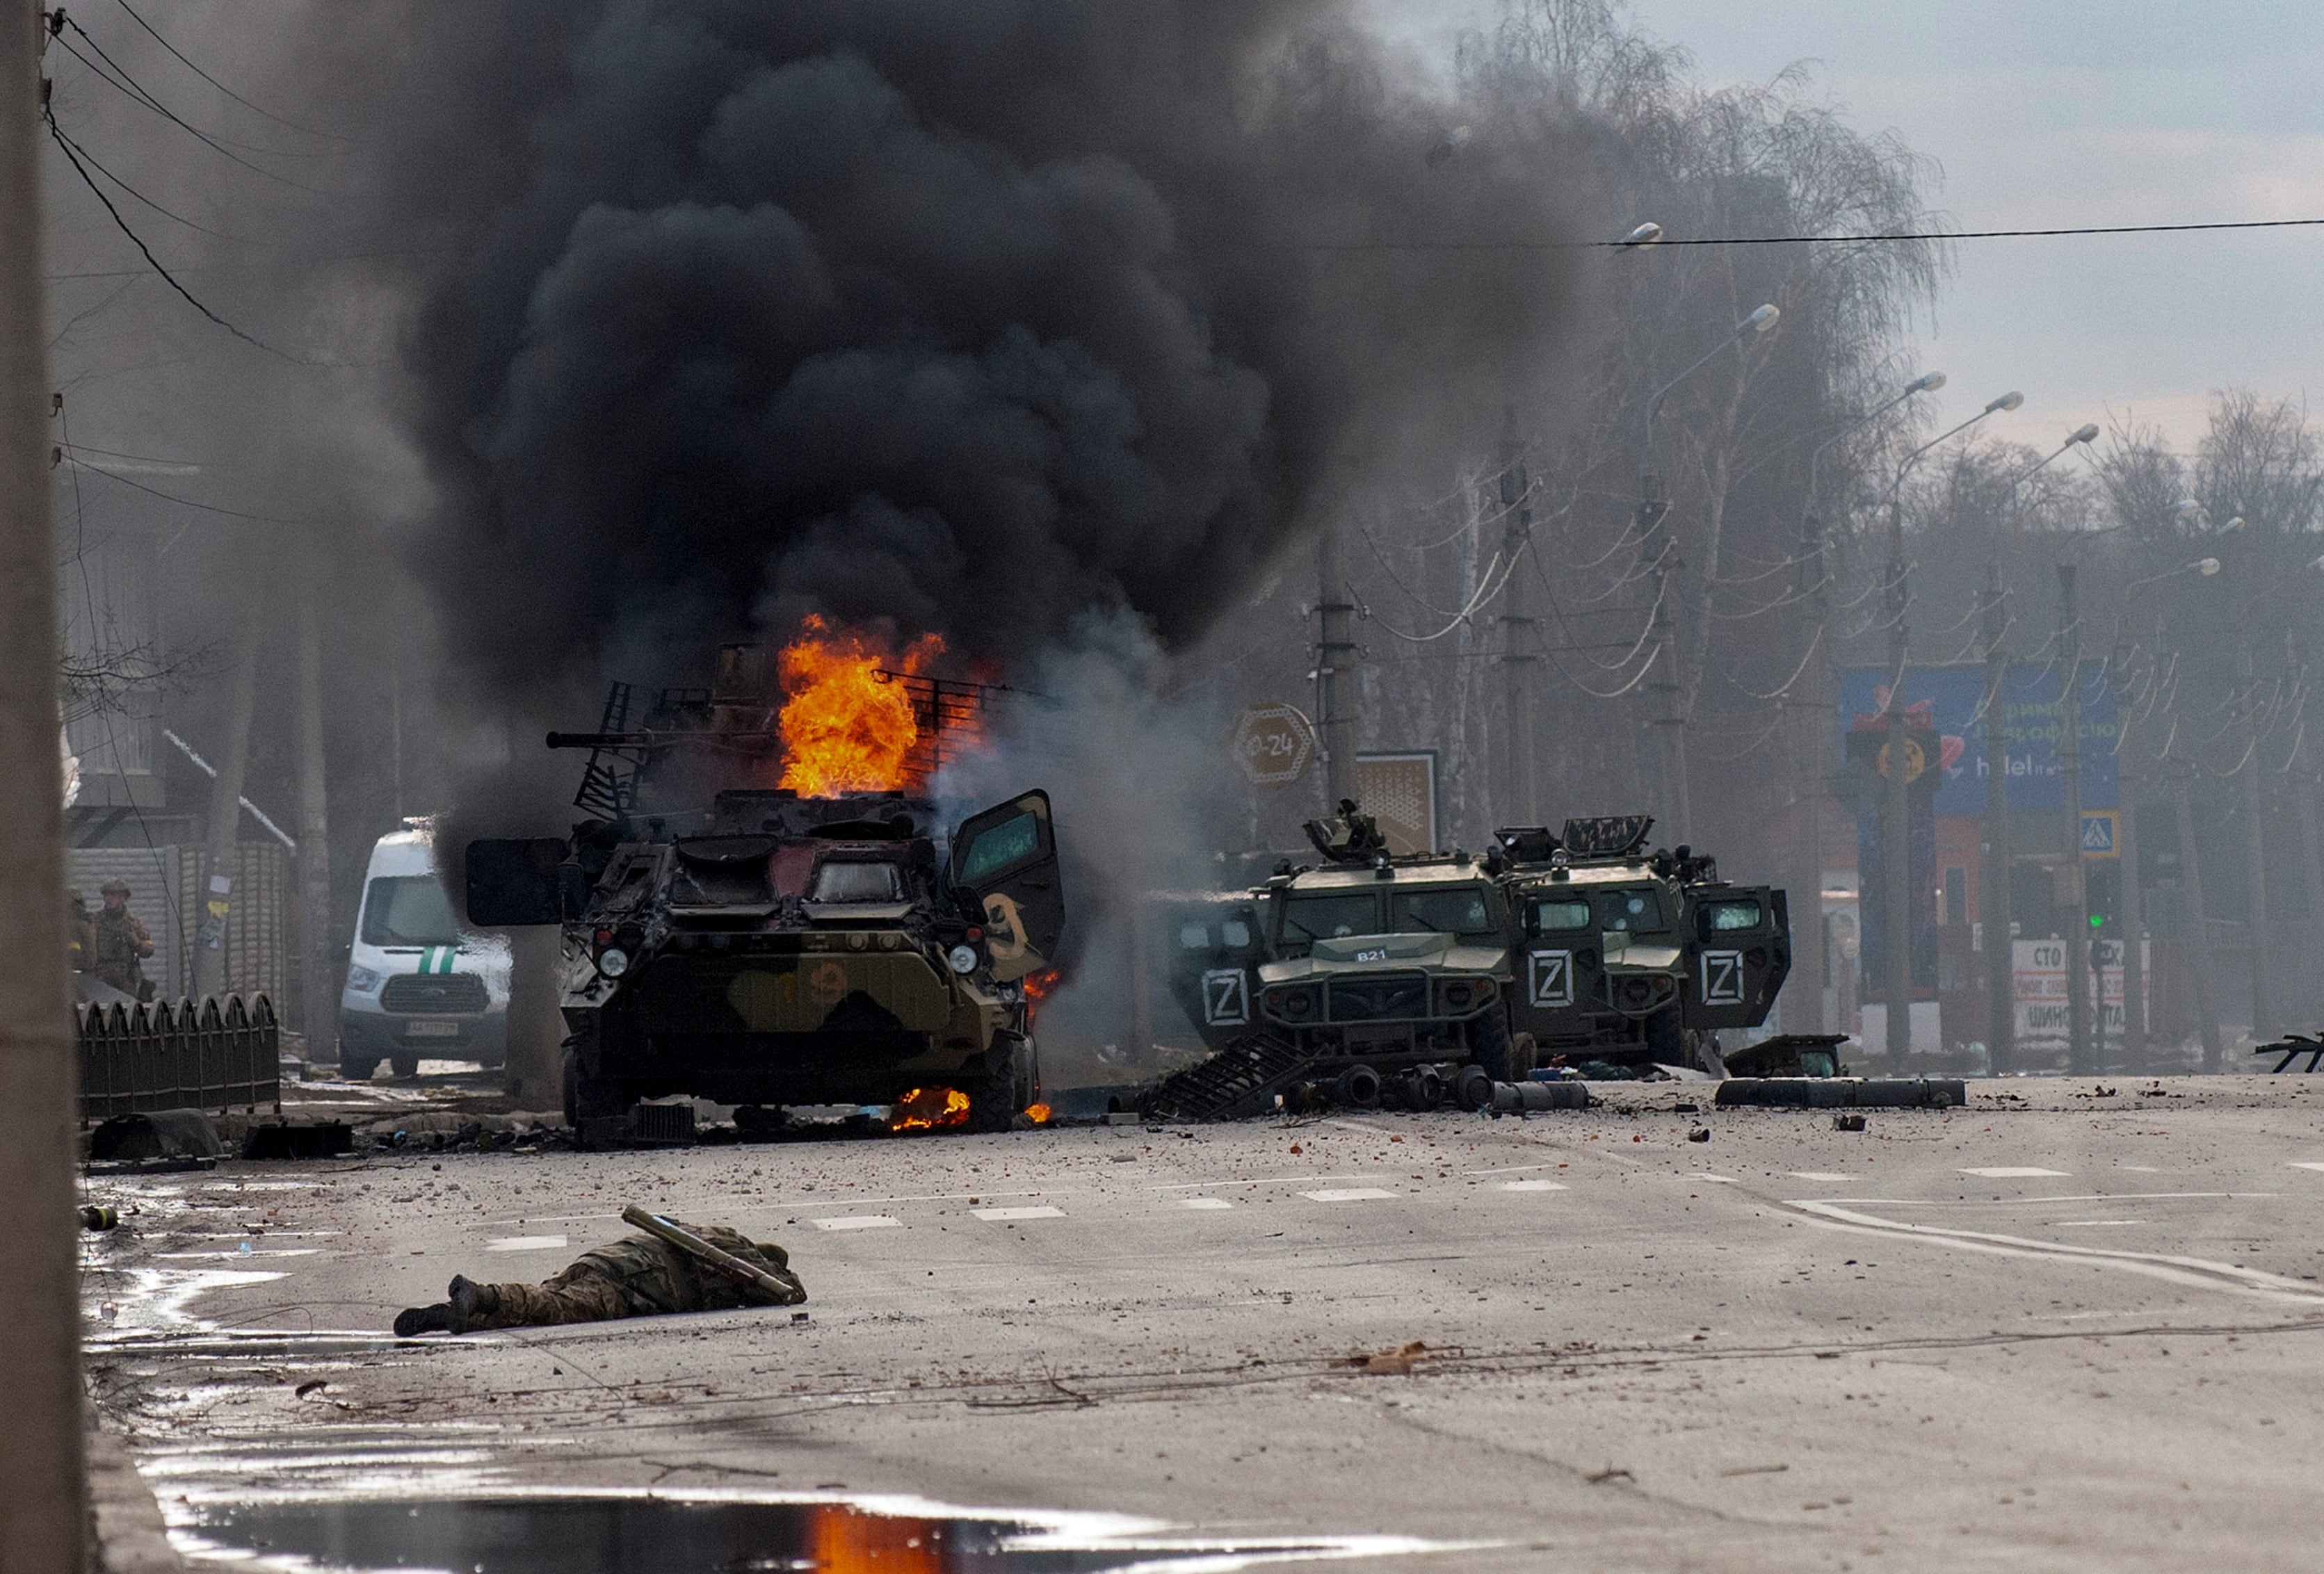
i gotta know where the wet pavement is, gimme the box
[81,1075,2324,1571]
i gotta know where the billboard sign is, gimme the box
[1836,662,2117,816]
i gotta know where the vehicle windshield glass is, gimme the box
[1391,887,1495,934]
[810,861,901,902]
[1702,898,1762,931]
[958,811,1039,885]
[1595,889,1665,932]
[1281,893,1380,943]
[1531,898,1593,932]
[360,875,460,947]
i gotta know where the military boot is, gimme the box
[393,1301,453,1338]
[446,1274,500,1333]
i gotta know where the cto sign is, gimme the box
[1232,702,1318,789]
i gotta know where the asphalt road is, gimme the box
[83,1075,2324,1572]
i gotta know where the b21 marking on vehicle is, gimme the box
[1201,968,1249,1027]
[1528,949,1575,1007]
[1700,948,1745,1006]
[1354,948,1389,962]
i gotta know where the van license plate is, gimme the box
[405,1021,462,1037]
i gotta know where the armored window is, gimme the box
[1281,893,1381,943]
[1178,923,1211,949]
[1391,886,1495,935]
[956,810,1040,885]
[809,861,901,902]
[1220,918,1253,948]
[1702,898,1762,932]
[1595,889,1665,932]
[360,875,460,948]
[1531,898,1592,932]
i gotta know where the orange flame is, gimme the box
[776,616,943,797]
[889,1085,971,1133]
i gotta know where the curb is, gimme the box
[85,1406,184,1574]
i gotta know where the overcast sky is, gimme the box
[1375,1,2324,455]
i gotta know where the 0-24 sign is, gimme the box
[1231,702,1318,789]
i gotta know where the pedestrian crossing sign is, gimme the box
[2080,810,2118,858]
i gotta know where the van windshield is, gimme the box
[360,875,460,947]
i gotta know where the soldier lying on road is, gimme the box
[394,1215,804,1336]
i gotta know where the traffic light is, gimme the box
[2089,912,2106,930]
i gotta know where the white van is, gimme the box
[339,818,511,1079]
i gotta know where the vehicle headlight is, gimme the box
[345,965,382,993]
[596,947,631,980]
[947,944,978,975]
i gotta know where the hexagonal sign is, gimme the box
[1231,702,1317,789]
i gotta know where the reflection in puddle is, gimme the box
[181,1494,1449,1574]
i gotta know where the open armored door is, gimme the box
[950,790,1064,984]
[1681,886,1792,1030]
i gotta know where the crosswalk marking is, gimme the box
[812,1216,903,1231]
[1499,1180,1568,1192]
[1178,1198,1234,1210]
[2288,1162,2324,1173]
[973,1206,1064,1222]
[1961,1167,2070,1178]
[484,1235,568,1253]
[1788,1172,1853,1181]
[1303,1187,1397,1203]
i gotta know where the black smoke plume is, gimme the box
[354,0,1589,697]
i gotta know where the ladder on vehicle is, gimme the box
[1140,1033,1312,1123]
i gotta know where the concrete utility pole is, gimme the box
[1790,503,1832,1034]
[2058,566,2095,1073]
[296,546,335,1055]
[2237,638,2273,1044]
[1496,412,1537,826]
[1315,526,1357,810]
[2113,631,2149,1072]
[195,608,264,1000]
[1881,539,1912,1066]
[1980,566,2015,1073]
[1,1,88,1566]
[2169,736,2226,1071]
[2294,655,2324,1036]
[1635,472,1682,832]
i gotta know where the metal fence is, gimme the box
[79,993,281,1120]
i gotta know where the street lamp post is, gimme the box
[1880,391,2024,1066]
[1637,302,1780,842]
[1985,423,2099,1074]
[1791,373,1946,1035]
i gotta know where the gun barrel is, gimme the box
[620,1204,802,1303]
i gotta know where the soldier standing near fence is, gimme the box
[88,878,153,999]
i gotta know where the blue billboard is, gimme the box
[1836,661,2117,816]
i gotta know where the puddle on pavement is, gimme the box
[179,1493,1445,1573]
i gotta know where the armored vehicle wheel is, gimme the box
[1510,1030,1539,1078]
[969,1031,1034,1134]
[390,1053,420,1080]
[561,1044,629,1129]
[1470,1009,1520,1082]
[1334,1064,1382,1110]
[339,1054,378,1082]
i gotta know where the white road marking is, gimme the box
[1688,1173,1739,1185]
[1304,1188,1397,1203]
[1178,1198,1234,1210]
[2052,1220,2147,1228]
[1789,1172,1854,1182]
[812,1216,903,1231]
[1782,1198,2324,1306]
[974,1206,1065,1222]
[1962,1167,2070,1178]
[1464,1164,1559,1177]
[1499,1180,1568,1193]
[2119,1165,2161,1173]
[152,1249,318,1260]
[2289,1162,2324,1173]
[484,1235,568,1253]
[1152,1175,1371,1192]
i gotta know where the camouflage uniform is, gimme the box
[67,890,92,973]
[396,1220,803,1336]
[89,884,154,996]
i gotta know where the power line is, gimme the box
[1290,216,2324,252]
[54,21,331,192]
[108,0,353,143]
[43,113,304,362]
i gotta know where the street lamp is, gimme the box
[1620,221,1665,249]
[1790,371,1946,1035]
[1643,303,1781,455]
[1879,389,2023,1067]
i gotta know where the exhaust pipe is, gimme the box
[1489,1079,1592,1113]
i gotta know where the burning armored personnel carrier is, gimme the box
[464,640,1061,1135]
[1150,810,1789,1119]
